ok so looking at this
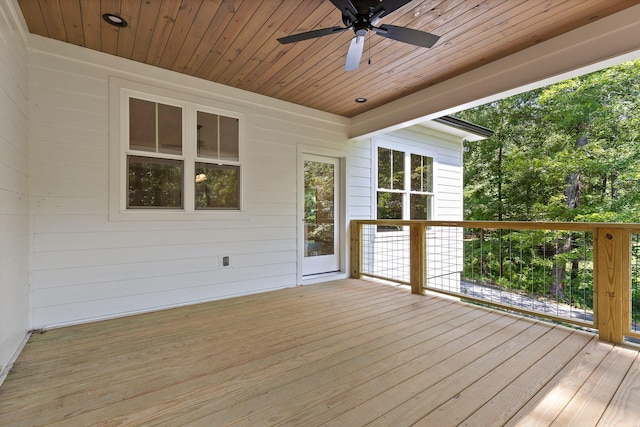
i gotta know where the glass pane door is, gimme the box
[302,155,339,275]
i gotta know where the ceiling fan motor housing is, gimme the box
[354,20,369,37]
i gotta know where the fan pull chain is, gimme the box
[368,31,371,65]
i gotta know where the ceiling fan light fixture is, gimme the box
[102,13,127,28]
[355,97,367,103]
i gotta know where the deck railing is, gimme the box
[351,220,640,344]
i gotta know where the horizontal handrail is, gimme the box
[352,219,640,232]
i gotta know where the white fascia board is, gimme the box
[350,4,640,140]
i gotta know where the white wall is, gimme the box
[12,20,464,332]
[28,35,352,328]
[348,125,465,232]
[0,0,29,381]
[373,125,464,220]
[362,126,464,285]
[346,137,373,220]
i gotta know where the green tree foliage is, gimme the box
[456,59,640,319]
[194,165,239,209]
[128,158,183,208]
[458,59,640,222]
[304,160,335,255]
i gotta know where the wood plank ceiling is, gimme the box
[18,0,639,118]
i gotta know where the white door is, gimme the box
[302,154,340,276]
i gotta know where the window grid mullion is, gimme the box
[155,103,159,153]
[195,158,241,167]
[403,151,410,220]
[184,105,196,212]
[125,150,184,161]
[217,114,221,160]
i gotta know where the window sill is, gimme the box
[108,208,250,222]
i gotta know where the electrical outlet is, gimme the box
[222,256,230,267]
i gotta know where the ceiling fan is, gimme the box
[277,0,440,71]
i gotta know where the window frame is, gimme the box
[124,93,187,210]
[375,143,436,222]
[109,78,246,221]
[408,153,434,221]
[193,106,241,210]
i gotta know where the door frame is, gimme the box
[297,144,348,285]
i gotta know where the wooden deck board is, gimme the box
[416,326,581,426]
[459,330,595,426]
[506,338,614,426]
[598,351,640,426]
[1,278,640,426]
[3,284,420,422]
[551,345,637,426]
[359,320,551,426]
[190,307,493,426]
[269,314,519,426]
[81,298,462,426]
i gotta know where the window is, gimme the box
[121,90,241,214]
[194,111,240,210]
[377,147,433,222]
[409,153,433,220]
[127,98,184,208]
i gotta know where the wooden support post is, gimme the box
[410,223,426,295]
[595,228,630,344]
[350,221,362,279]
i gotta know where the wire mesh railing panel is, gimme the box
[353,220,640,342]
[426,226,463,293]
[361,224,410,284]
[631,233,640,336]
[424,226,594,326]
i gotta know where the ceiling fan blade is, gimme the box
[277,27,347,44]
[345,36,364,71]
[375,24,440,48]
[372,0,413,18]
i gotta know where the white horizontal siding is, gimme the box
[28,35,353,328]
[33,238,295,271]
[374,125,464,222]
[436,159,464,220]
[33,274,298,328]
[347,138,373,220]
[0,0,29,382]
[32,261,297,304]
[18,25,465,332]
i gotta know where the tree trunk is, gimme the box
[497,144,503,221]
[550,236,573,298]
[570,259,579,282]
[564,172,582,209]
[551,134,588,298]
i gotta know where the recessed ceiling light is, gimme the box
[355,97,367,103]
[102,13,127,28]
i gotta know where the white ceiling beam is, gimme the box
[350,4,640,140]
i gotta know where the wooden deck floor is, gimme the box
[2,279,640,426]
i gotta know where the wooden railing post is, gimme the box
[351,221,362,279]
[410,223,426,295]
[595,228,630,344]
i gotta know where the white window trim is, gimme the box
[296,143,349,285]
[373,138,438,221]
[109,77,247,221]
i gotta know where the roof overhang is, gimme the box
[349,3,640,140]
[429,116,493,141]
